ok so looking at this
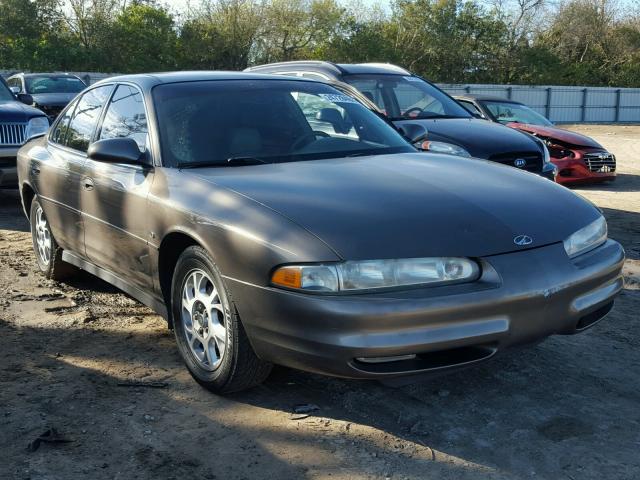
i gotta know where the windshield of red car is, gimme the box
[343,74,472,120]
[483,101,554,126]
[152,80,415,168]
[25,76,86,94]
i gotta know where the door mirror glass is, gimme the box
[88,137,145,165]
[397,123,428,145]
[17,93,34,105]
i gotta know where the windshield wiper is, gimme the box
[344,152,373,158]
[178,157,269,169]
[227,156,269,165]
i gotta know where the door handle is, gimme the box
[83,177,94,191]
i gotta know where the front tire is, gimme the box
[30,198,75,280]
[171,246,272,394]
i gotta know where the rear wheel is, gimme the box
[30,198,75,280]
[171,246,272,393]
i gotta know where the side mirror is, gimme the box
[17,93,33,105]
[316,108,349,134]
[88,138,146,165]
[10,86,20,95]
[398,123,429,145]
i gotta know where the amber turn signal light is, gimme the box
[271,266,302,289]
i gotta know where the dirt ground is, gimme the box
[1,125,638,480]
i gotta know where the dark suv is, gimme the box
[7,73,86,120]
[246,62,557,180]
[0,76,49,187]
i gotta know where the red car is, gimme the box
[455,95,616,186]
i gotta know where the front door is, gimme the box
[81,84,154,290]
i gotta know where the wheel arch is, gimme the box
[21,182,36,220]
[157,230,204,328]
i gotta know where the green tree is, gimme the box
[178,0,263,70]
[112,3,178,72]
[254,0,344,62]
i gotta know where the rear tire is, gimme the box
[171,246,272,394]
[30,198,75,281]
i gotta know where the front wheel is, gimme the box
[171,246,272,394]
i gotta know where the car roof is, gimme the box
[454,94,524,104]
[91,71,318,89]
[11,72,83,79]
[246,61,412,76]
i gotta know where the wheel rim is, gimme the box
[181,269,227,371]
[34,206,52,266]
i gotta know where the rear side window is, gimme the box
[50,98,79,145]
[65,86,112,152]
[98,84,148,151]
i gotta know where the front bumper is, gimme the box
[228,239,624,379]
[0,147,19,187]
[553,153,616,186]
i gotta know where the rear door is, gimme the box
[34,85,113,255]
[81,83,155,289]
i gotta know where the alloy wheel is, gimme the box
[34,206,52,266]
[181,269,227,370]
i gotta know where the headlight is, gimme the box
[25,117,50,140]
[563,216,607,258]
[419,141,471,157]
[271,257,480,293]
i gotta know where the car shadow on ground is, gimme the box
[570,173,639,193]
[600,207,640,260]
[0,320,311,480]
[0,188,29,233]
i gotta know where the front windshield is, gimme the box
[25,76,86,94]
[153,80,414,167]
[0,80,13,101]
[343,74,471,121]
[483,101,553,126]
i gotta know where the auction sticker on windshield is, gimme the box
[318,93,360,104]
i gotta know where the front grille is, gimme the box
[488,152,542,173]
[583,152,616,173]
[0,123,27,146]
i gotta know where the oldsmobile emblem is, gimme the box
[514,235,533,246]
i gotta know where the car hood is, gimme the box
[192,153,601,260]
[0,99,46,122]
[31,92,76,107]
[506,123,604,149]
[394,118,541,159]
